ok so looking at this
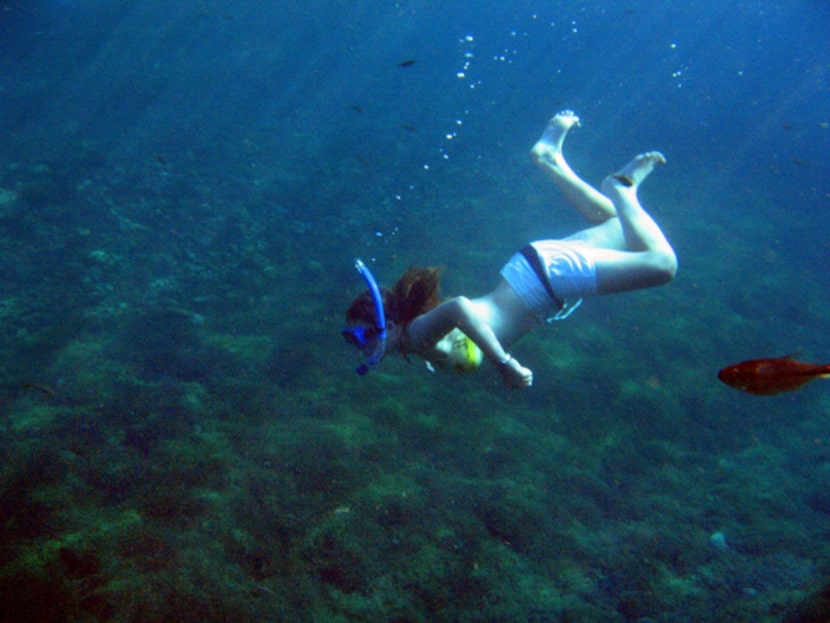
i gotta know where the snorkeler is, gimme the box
[343,110,677,389]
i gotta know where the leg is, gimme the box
[601,152,672,254]
[590,153,678,294]
[530,111,616,224]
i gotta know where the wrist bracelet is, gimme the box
[497,354,512,370]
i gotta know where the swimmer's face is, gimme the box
[343,321,390,371]
[342,323,377,356]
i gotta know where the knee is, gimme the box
[640,249,677,286]
[655,249,678,284]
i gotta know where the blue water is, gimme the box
[0,1,828,621]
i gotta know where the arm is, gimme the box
[407,297,533,388]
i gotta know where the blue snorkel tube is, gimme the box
[352,258,387,375]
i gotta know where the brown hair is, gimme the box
[345,266,442,327]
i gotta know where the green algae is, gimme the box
[7,403,68,434]
[3,241,827,621]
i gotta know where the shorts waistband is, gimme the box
[518,244,564,310]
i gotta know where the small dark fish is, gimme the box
[396,59,416,68]
[153,153,166,164]
[400,123,417,132]
[718,355,830,395]
[349,104,365,113]
[21,382,58,397]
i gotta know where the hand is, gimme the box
[498,356,533,389]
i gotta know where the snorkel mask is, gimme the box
[342,259,387,375]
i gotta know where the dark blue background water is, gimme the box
[0,1,828,621]
[4,1,828,305]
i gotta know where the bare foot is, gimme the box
[601,151,666,197]
[530,110,581,164]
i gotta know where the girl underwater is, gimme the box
[343,110,677,389]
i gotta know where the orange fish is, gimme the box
[718,355,830,395]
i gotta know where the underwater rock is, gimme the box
[806,489,830,515]
[709,531,730,553]
[783,579,830,623]
[0,187,20,219]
